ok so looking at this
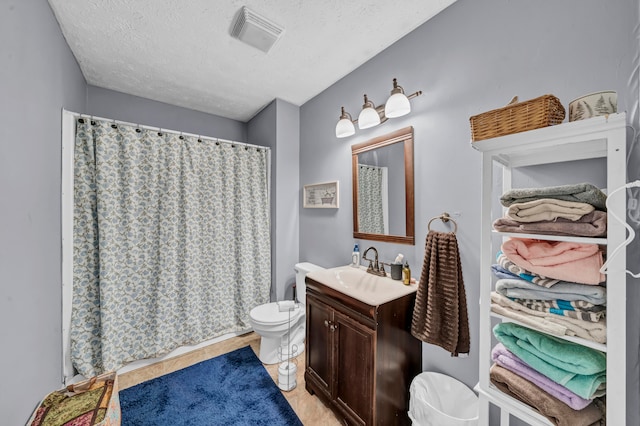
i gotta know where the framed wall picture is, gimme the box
[303,180,339,208]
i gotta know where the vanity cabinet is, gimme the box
[305,276,421,426]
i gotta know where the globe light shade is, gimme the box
[358,106,381,129]
[384,92,411,118]
[335,117,356,138]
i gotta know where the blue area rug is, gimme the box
[120,346,302,425]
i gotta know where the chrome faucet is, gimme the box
[362,246,386,277]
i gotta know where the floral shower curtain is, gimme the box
[71,118,271,377]
[358,164,386,234]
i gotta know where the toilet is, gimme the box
[249,262,324,364]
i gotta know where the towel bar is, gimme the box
[427,212,458,233]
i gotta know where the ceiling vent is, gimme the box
[231,6,284,53]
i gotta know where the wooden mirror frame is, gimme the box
[351,126,415,245]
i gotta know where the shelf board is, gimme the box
[470,113,626,168]
[492,230,607,245]
[490,312,607,352]
[477,383,554,426]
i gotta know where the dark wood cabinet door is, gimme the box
[333,309,375,426]
[306,294,333,397]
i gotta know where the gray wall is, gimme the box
[299,0,639,424]
[0,1,87,424]
[247,101,279,299]
[274,100,301,300]
[247,99,301,301]
[87,85,247,142]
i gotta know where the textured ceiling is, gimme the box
[48,0,456,122]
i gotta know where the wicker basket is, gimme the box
[470,95,565,141]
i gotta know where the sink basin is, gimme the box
[306,265,418,306]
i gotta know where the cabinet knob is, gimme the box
[324,319,329,327]
[330,324,337,332]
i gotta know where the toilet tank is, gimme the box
[294,262,324,305]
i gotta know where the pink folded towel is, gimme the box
[501,238,604,285]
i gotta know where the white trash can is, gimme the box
[409,372,479,426]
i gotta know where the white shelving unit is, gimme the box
[472,113,627,426]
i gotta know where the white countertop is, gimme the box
[306,265,418,306]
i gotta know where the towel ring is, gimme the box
[427,212,458,233]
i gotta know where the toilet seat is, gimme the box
[250,302,302,326]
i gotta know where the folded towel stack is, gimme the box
[487,183,609,423]
[490,182,607,345]
[491,292,606,343]
[493,323,606,400]
[491,343,593,410]
[489,323,605,425]
[492,269,607,305]
[497,183,608,238]
[490,365,603,426]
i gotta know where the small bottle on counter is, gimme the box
[351,244,360,267]
[402,261,411,285]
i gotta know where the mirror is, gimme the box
[352,126,414,245]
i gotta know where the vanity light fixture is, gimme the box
[335,107,356,138]
[358,94,381,129]
[385,78,412,118]
[335,78,422,138]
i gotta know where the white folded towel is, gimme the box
[277,300,297,312]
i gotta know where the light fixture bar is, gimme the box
[335,78,422,138]
[349,91,421,125]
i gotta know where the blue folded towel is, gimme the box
[494,276,607,306]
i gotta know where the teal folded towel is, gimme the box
[500,183,607,211]
[493,322,606,399]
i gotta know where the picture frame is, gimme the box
[303,180,339,208]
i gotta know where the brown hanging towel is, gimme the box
[411,230,470,356]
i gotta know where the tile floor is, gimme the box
[118,332,342,425]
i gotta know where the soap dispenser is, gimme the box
[402,261,411,285]
[351,244,360,267]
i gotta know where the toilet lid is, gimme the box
[250,302,302,325]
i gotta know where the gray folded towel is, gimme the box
[493,211,607,237]
[500,183,607,211]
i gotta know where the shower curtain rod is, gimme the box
[65,109,269,151]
